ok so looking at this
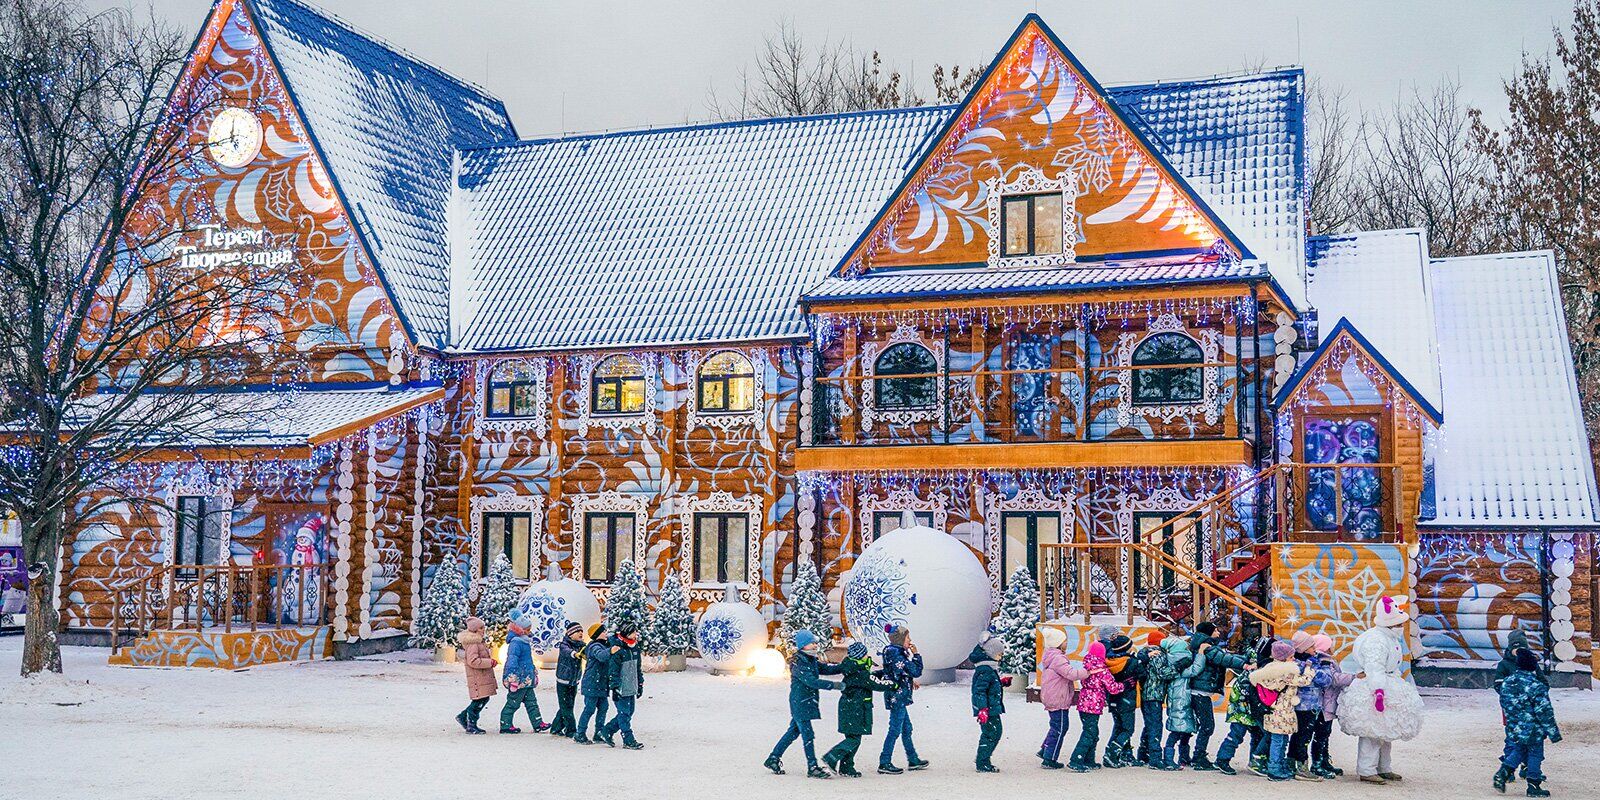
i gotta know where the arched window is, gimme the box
[486,362,541,418]
[697,351,755,413]
[591,355,647,415]
[1131,332,1204,405]
[874,342,937,409]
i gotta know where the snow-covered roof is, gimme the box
[1427,251,1599,526]
[805,256,1269,304]
[247,0,516,350]
[1305,229,1443,412]
[100,385,443,451]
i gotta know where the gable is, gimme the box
[839,15,1249,277]
[1275,321,1443,425]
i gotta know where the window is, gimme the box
[872,510,933,541]
[873,342,937,410]
[481,512,533,580]
[698,351,755,413]
[1000,192,1064,257]
[591,355,647,415]
[486,362,541,418]
[1001,511,1061,586]
[1131,332,1204,405]
[693,512,749,584]
[173,495,223,570]
[583,512,635,583]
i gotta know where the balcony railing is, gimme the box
[110,562,329,654]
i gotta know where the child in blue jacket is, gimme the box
[765,630,843,779]
[549,621,584,737]
[498,616,550,733]
[575,622,610,743]
[1495,648,1561,797]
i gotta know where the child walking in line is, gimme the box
[1159,634,1207,770]
[1312,633,1353,777]
[1136,630,1174,768]
[1250,639,1313,782]
[1288,631,1332,780]
[1067,640,1126,771]
[876,624,927,774]
[600,624,645,749]
[499,616,550,733]
[765,630,843,778]
[1187,621,1248,771]
[1495,648,1561,797]
[1213,644,1267,776]
[1037,627,1087,769]
[575,623,610,744]
[822,641,897,777]
[549,621,585,737]
[454,616,498,734]
[970,635,1009,773]
[1100,629,1141,768]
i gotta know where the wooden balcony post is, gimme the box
[1125,546,1135,625]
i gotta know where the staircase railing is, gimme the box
[110,563,329,656]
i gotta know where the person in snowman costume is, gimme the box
[1337,594,1424,785]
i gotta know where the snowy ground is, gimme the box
[3,639,1598,800]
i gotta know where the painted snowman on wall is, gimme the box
[278,516,325,624]
[842,509,991,682]
[516,565,602,667]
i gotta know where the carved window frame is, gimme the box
[157,478,234,599]
[469,492,547,582]
[858,487,948,548]
[686,349,764,431]
[569,492,650,591]
[983,487,1075,603]
[478,358,550,437]
[677,491,762,604]
[576,354,658,436]
[1115,313,1222,428]
[860,325,945,432]
[985,165,1079,269]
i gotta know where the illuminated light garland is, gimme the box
[796,465,1231,500]
[1274,334,1433,445]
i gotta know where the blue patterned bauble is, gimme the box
[515,574,601,656]
[841,550,913,655]
[696,616,742,661]
[843,519,991,672]
[696,596,768,672]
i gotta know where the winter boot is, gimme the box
[1042,759,1065,770]
[1526,780,1550,797]
[1217,760,1237,776]
[822,752,842,774]
[907,759,930,771]
[573,733,592,745]
[1294,761,1323,781]
[806,765,831,779]
[455,711,473,733]
[622,737,644,750]
[1495,765,1515,793]
[499,726,521,734]
[877,763,904,775]
[1248,755,1270,777]
[1378,771,1404,781]
[1192,755,1217,772]
[976,763,1000,773]
[762,756,784,775]
[839,759,862,778]
[532,721,551,733]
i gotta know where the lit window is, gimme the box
[873,342,937,409]
[592,355,647,415]
[1001,511,1061,586]
[693,512,749,584]
[486,362,541,418]
[1131,332,1204,405]
[583,512,635,583]
[1001,192,1064,257]
[481,512,533,580]
[698,351,755,413]
[173,495,224,571]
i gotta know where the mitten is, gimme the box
[1374,688,1385,712]
[977,708,990,724]
[999,675,1013,687]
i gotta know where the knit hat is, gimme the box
[1087,641,1106,660]
[1195,621,1216,637]
[1312,634,1335,655]
[508,616,530,636]
[1106,634,1132,652]
[565,621,584,636]
[465,616,485,633]
[1146,630,1167,647]
[980,635,1005,660]
[1041,627,1068,651]
[847,641,868,660]
[1270,639,1295,661]
[1291,630,1316,654]
[794,630,819,651]
[886,624,909,647]
[1372,595,1410,628]
[587,622,605,640]
[1096,623,1121,642]
[1515,648,1540,672]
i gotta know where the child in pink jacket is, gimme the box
[1038,627,1089,769]
[1067,640,1126,771]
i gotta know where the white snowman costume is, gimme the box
[1337,595,1424,781]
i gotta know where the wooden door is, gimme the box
[1295,408,1391,540]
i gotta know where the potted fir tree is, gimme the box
[994,566,1041,693]
[410,561,467,662]
[649,574,693,671]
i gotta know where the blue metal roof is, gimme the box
[805,257,1270,304]
[247,0,516,349]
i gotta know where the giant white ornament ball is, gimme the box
[515,567,601,664]
[843,514,992,676]
[696,587,769,673]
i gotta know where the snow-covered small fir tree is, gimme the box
[603,559,652,638]
[409,559,467,649]
[994,566,1041,676]
[475,553,522,647]
[778,561,831,653]
[647,573,692,655]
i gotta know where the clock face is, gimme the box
[206,107,263,168]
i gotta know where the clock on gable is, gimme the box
[206,107,263,168]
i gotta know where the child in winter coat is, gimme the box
[1250,639,1314,781]
[1100,629,1142,768]
[1214,645,1268,776]
[1037,627,1088,769]
[499,616,550,733]
[1311,633,1354,778]
[455,616,498,734]
[1136,630,1174,768]
[575,622,610,744]
[1187,621,1249,771]
[1068,640,1126,771]
[766,630,843,778]
[1288,631,1333,780]
[1159,635,1208,770]
[1494,630,1537,693]
[822,641,898,777]
[876,624,927,774]
[970,635,1009,773]
[601,625,645,749]
[550,621,585,737]
[1495,648,1561,797]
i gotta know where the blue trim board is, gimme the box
[1271,318,1445,425]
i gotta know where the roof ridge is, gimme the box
[462,104,957,153]
[1429,249,1556,264]
[1108,66,1305,93]
[250,0,506,110]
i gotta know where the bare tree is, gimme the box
[1472,0,1600,460]
[1305,81,1363,235]
[0,0,301,675]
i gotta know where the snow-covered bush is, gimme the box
[994,566,1041,676]
[409,560,467,649]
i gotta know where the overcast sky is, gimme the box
[94,0,1573,138]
